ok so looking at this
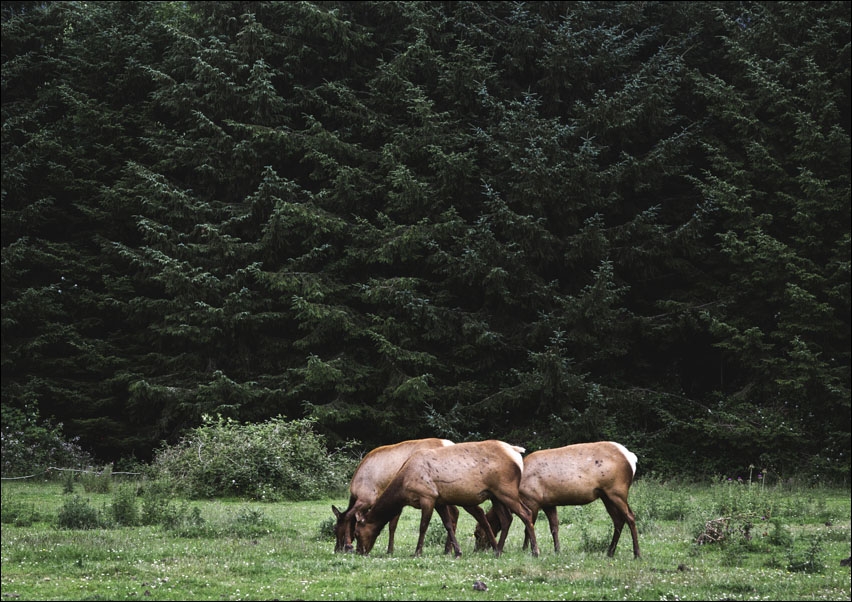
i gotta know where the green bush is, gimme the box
[56,495,103,529]
[1,404,93,478]
[0,488,41,527]
[225,507,278,538]
[149,415,358,501]
[139,478,177,526]
[787,534,827,574]
[767,518,793,548]
[317,516,336,541]
[61,471,75,494]
[111,484,140,526]
[80,464,113,494]
[164,504,209,537]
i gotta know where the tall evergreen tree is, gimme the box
[2,1,848,476]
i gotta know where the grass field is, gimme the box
[1,476,850,600]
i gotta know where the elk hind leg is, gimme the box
[497,496,540,557]
[436,504,463,557]
[441,505,460,554]
[600,494,640,558]
[490,500,515,554]
[464,504,501,556]
[542,506,560,553]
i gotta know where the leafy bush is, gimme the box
[56,495,103,529]
[110,484,140,526]
[317,516,336,541]
[787,534,827,573]
[61,471,76,494]
[568,506,612,554]
[1,404,93,478]
[163,503,209,537]
[80,464,113,493]
[423,517,451,550]
[767,518,793,548]
[149,415,358,501]
[225,507,278,538]
[139,479,178,526]
[632,479,689,522]
[0,488,41,527]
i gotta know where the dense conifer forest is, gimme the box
[2,1,849,479]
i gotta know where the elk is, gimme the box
[474,441,640,558]
[354,439,540,558]
[331,438,459,554]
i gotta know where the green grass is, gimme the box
[1,477,850,600]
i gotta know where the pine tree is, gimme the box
[678,1,851,474]
[2,1,848,476]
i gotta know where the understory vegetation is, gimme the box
[146,414,358,501]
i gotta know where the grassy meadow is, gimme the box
[1,475,850,601]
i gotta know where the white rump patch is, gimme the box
[497,441,525,471]
[609,441,638,476]
[440,439,455,447]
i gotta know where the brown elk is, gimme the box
[331,438,459,554]
[354,439,540,558]
[474,441,640,558]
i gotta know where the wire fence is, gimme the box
[1,467,141,480]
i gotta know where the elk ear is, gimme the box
[331,505,342,519]
[355,509,366,523]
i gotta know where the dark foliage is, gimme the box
[2,1,849,479]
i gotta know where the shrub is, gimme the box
[569,506,611,554]
[139,479,177,526]
[111,484,140,526]
[767,518,793,548]
[317,516,336,541]
[62,471,75,494]
[1,404,93,478]
[162,503,209,537]
[0,488,41,527]
[225,507,278,538]
[80,464,113,493]
[56,495,103,529]
[631,478,689,522]
[423,517,450,549]
[787,534,827,573]
[149,414,358,501]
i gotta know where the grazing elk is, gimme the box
[331,438,459,554]
[354,439,540,558]
[474,441,640,558]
